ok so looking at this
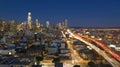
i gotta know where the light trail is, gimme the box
[67,29,120,67]
[61,31,86,65]
[78,34,120,62]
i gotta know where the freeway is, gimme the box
[61,31,89,65]
[79,35,120,62]
[61,31,83,63]
[67,29,120,67]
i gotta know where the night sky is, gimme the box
[0,0,120,27]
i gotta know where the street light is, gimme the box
[91,36,95,38]
[71,54,75,65]
[98,38,102,41]
[87,46,92,50]
[86,32,90,34]
[109,44,116,48]
[8,51,12,55]
[34,62,37,65]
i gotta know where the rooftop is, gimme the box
[1,56,34,65]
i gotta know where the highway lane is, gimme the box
[61,31,89,65]
[78,35,120,62]
[35,31,88,67]
[61,31,82,64]
[67,29,120,67]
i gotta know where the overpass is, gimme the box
[67,29,120,67]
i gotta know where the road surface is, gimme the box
[67,29,120,67]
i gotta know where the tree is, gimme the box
[99,62,104,67]
[52,57,63,67]
[105,64,112,67]
[35,56,43,65]
[73,65,80,67]
[52,57,60,63]
[88,61,96,67]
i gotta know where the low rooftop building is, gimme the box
[0,56,34,67]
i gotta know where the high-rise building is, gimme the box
[0,20,5,31]
[46,21,50,28]
[58,23,62,29]
[64,19,68,28]
[27,12,32,30]
[35,19,40,29]
[2,21,5,31]
[8,20,15,31]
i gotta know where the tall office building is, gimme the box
[2,21,5,31]
[27,12,32,30]
[58,23,62,29]
[64,19,68,28]
[0,20,5,31]
[8,20,15,31]
[35,19,40,29]
[46,21,50,28]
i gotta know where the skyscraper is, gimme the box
[35,19,40,29]
[28,12,32,30]
[46,21,50,28]
[64,19,68,28]
[0,20,5,31]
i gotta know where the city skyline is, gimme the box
[0,0,120,27]
[0,1,120,66]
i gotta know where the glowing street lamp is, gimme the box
[34,62,37,65]
[8,51,12,55]
[98,38,102,41]
[86,32,90,34]
[87,46,92,50]
[91,36,95,38]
